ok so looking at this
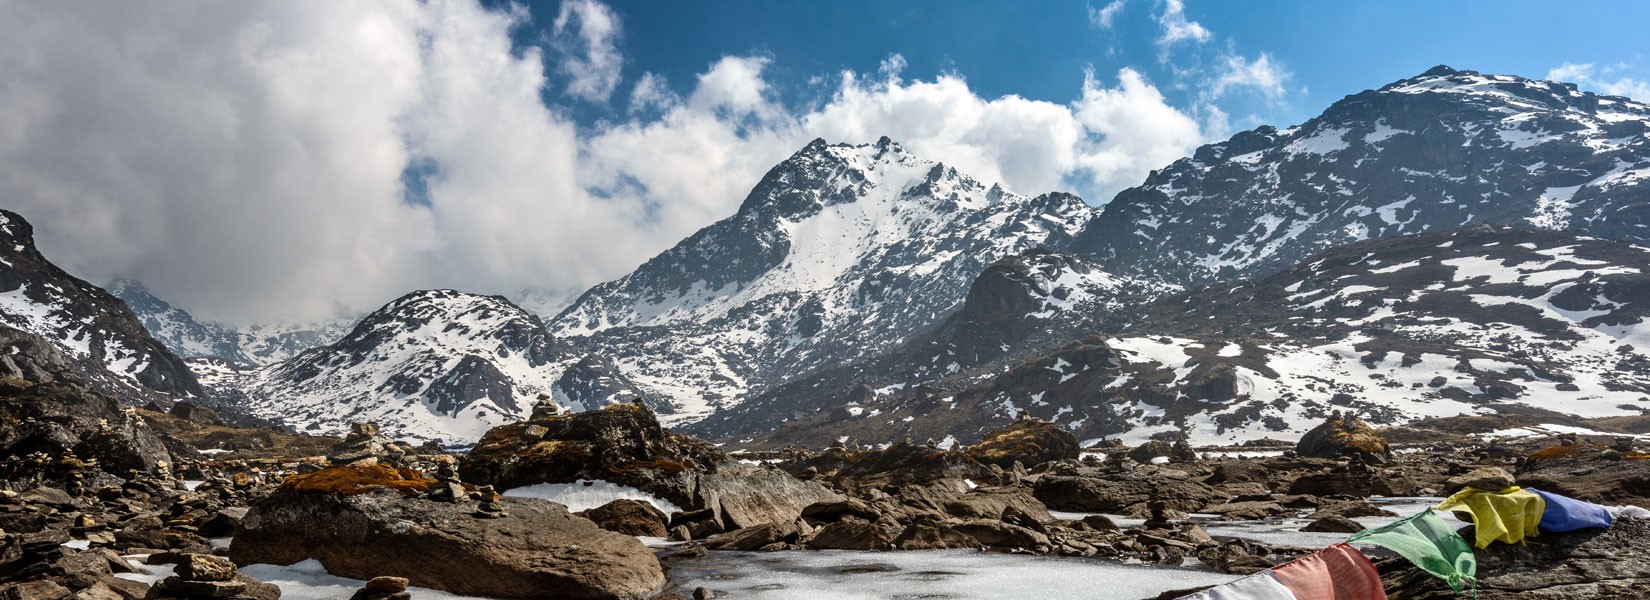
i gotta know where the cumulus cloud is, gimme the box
[1088,0,1126,29]
[1208,53,1289,100]
[552,0,623,102]
[1548,62,1650,102]
[0,0,1211,325]
[1156,0,1210,47]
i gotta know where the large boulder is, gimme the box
[1379,517,1650,599]
[966,418,1080,468]
[458,403,722,490]
[461,404,839,531]
[1517,444,1650,506]
[1294,412,1390,462]
[231,468,664,600]
[578,499,668,537]
[0,380,171,480]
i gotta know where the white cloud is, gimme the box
[627,71,678,113]
[552,0,623,102]
[1088,0,1126,29]
[1156,0,1210,47]
[1548,62,1650,102]
[1208,52,1289,100]
[0,0,1212,325]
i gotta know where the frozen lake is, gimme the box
[189,496,1456,600]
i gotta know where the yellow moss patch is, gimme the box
[279,464,437,496]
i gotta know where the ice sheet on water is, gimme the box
[240,560,493,600]
[502,479,682,514]
[670,549,1238,600]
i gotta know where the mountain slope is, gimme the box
[552,137,1105,422]
[110,278,355,366]
[0,210,202,398]
[232,289,577,442]
[1074,65,1650,287]
[688,248,1173,439]
[109,278,250,363]
[721,226,1650,448]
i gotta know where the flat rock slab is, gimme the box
[230,492,664,600]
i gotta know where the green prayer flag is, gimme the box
[1348,508,1477,593]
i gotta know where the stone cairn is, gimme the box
[473,485,507,519]
[422,455,468,503]
[350,576,412,600]
[144,554,243,599]
[328,422,402,467]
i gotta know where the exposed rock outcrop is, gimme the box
[966,418,1079,469]
[230,484,665,600]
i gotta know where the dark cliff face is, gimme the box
[0,209,203,399]
[1073,66,1650,287]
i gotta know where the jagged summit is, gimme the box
[232,289,576,442]
[1074,65,1650,287]
[551,138,1100,423]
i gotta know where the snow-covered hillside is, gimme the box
[0,210,201,398]
[717,226,1650,448]
[235,290,578,442]
[553,137,1102,422]
[1074,65,1650,287]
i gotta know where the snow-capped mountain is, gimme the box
[110,278,355,366]
[1073,65,1650,287]
[552,137,1101,422]
[719,225,1650,449]
[218,289,583,442]
[109,278,250,363]
[0,210,202,398]
[688,248,1172,440]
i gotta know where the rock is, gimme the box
[1032,475,1219,514]
[1518,445,1650,506]
[577,500,668,537]
[965,419,1079,468]
[940,487,1052,522]
[1205,461,1271,485]
[1378,516,1650,599]
[172,554,237,583]
[1447,467,1516,492]
[363,577,409,593]
[704,522,799,551]
[458,403,721,493]
[950,519,1049,550]
[805,519,892,551]
[1200,501,1290,521]
[688,467,843,531]
[1288,470,1418,497]
[350,576,410,600]
[1302,515,1366,533]
[799,499,880,524]
[891,522,983,550]
[144,578,245,599]
[1127,440,1197,464]
[1310,499,1396,520]
[1078,514,1118,531]
[229,490,664,600]
[1294,413,1390,462]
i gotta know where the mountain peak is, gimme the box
[1419,64,1464,78]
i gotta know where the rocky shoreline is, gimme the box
[4,380,1649,600]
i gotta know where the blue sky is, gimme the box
[6,0,1649,323]
[515,0,1650,133]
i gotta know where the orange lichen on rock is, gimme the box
[279,464,438,496]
